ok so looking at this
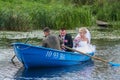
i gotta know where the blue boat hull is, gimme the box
[12,42,94,68]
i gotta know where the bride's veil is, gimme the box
[73,28,96,52]
[74,28,91,44]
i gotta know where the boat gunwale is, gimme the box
[12,42,94,56]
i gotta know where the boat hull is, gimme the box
[12,43,94,68]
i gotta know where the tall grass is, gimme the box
[32,4,92,29]
[92,0,120,29]
[0,9,32,31]
[0,0,93,30]
[0,0,119,31]
[0,0,32,31]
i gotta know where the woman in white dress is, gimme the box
[73,27,95,53]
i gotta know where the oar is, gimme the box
[65,46,120,67]
[11,38,30,63]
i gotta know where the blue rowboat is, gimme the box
[12,42,94,69]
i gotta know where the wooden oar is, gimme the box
[11,38,30,63]
[65,46,120,67]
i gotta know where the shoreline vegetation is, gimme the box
[0,0,119,31]
[0,29,120,40]
[0,28,119,48]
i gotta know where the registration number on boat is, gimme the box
[46,51,65,59]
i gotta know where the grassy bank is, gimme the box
[0,0,119,31]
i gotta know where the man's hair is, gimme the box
[43,27,50,32]
[60,28,66,31]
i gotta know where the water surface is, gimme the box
[0,31,120,80]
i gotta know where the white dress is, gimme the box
[73,41,96,53]
[73,28,95,53]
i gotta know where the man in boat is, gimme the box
[42,27,62,50]
[59,28,73,52]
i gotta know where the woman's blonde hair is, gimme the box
[79,27,87,34]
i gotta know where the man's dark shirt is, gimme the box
[59,34,73,52]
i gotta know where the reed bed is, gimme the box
[0,0,119,31]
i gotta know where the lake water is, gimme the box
[0,32,120,80]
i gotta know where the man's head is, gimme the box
[60,28,66,37]
[43,27,50,37]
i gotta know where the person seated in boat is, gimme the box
[42,27,62,50]
[73,27,95,53]
[74,27,91,45]
[59,28,73,52]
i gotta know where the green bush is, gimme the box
[92,1,120,22]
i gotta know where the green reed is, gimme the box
[92,0,120,28]
[0,0,93,30]
[0,0,119,31]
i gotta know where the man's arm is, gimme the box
[42,39,47,47]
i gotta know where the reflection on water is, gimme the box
[14,60,94,80]
[0,36,120,80]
